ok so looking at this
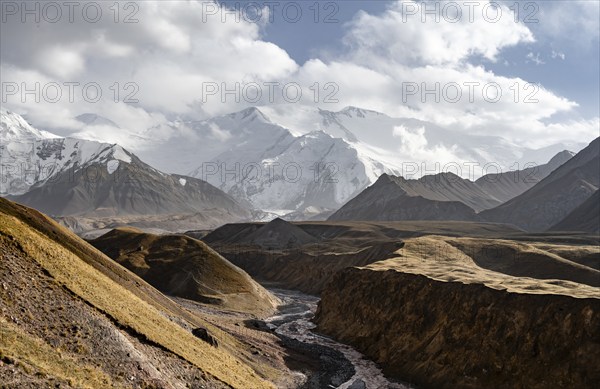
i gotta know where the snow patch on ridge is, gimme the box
[107,160,120,174]
[112,146,132,163]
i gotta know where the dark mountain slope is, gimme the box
[550,190,600,233]
[481,138,599,231]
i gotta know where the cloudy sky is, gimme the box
[1,0,598,149]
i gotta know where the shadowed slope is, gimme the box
[328,174,480,221]
[550,190,600,233]
[481,138,599,231]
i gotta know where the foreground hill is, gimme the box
[90,228,278,315]
[315,236,600,388]
[0,198,275,388]
[481,137,599,231]
[550,190,600,233]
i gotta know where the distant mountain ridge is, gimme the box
[475,150,575,203]
[550,190,600,233]
[480,137,599,231]
[328,150,574,222]
[4,107,587,222]
[328,173,481,222]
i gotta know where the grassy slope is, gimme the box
[0,198,273,388]
[366,236,600,296]
[0,318,115,388]
[90,227,278,315]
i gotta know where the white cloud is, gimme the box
[287,0,587,146]
[0,0,596,152]
[1,1,298,126]
[392,125,463,166]
[209,123,232,142]
[35,46,86,78]
[344,0,534,67]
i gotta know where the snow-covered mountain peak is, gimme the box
[1,110,59,141]
[226,106,271,124]
[84,143,134,166]
[110,144,133,163]
[1,111,135,195]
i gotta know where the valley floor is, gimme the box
[173,286,409,389]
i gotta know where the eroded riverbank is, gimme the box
[265,288,410,389]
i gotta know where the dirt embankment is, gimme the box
[315,238,600,389]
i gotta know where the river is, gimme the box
[265,288,411,389]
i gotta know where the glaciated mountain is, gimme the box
[181,108,397,214]
[261,105,584,173]
[1,109,120,195]
[1,110,251,232]
[9,146,249,219]
[186,106,581,215]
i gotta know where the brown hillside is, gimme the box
[0,197,275,388]
[90,227,278,315]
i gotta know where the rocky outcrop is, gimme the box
[192,327,219,348]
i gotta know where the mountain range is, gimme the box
[329,149,575,223]
[550,190,600,233]
[2,108,596,233]
[61,105,586,217]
